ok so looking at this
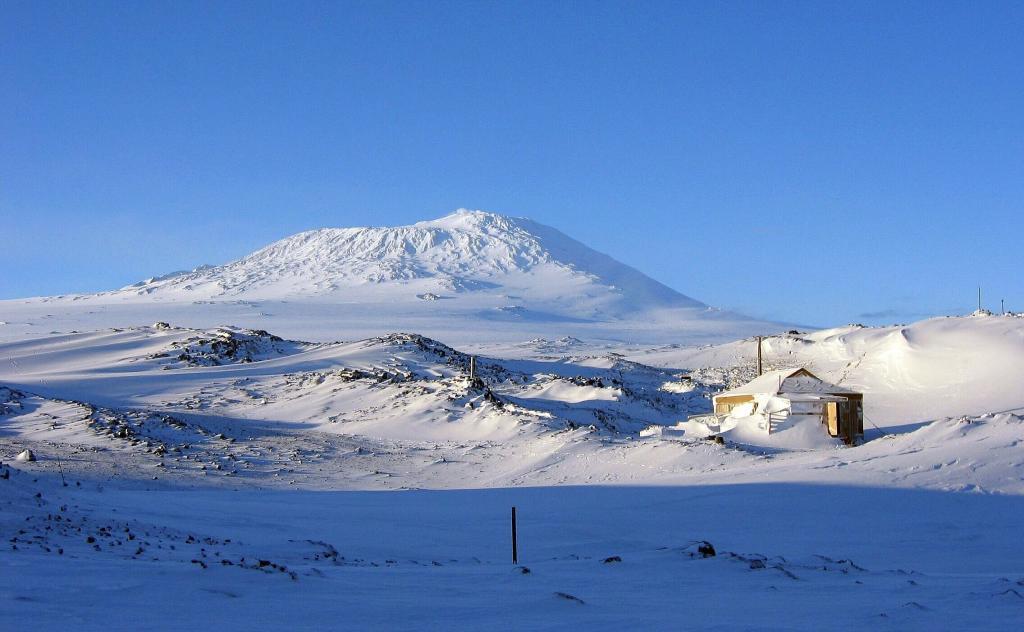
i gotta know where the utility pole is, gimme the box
[756,336,763,377]
[511,506,518,564]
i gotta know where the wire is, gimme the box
[862,412,887,437]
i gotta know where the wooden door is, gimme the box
[825,402,839,436]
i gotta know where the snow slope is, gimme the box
[0,210,777,346]
[629,313,1024,428]
[1,315,1023,629]
[2,317,1023,491]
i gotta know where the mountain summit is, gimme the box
[127,209,704,319]
[8,210,777,344]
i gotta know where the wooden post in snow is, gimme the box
[511,506,518,564]
[756,336,763,376]
[469,356,476,381]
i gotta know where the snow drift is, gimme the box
[631,313,1024,428]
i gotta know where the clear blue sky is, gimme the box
[3,1,1022,326]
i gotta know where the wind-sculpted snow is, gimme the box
[2,318,1023,491]
[0,325,714,447]
[148,326,313,367]
[2,316,1023,630]
[630,313,1024,427]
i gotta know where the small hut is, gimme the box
[712,368,864,444]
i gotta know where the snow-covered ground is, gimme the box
[2,315,1022,629]
[628,312,1024,427]
[4,469,1023,630]
[1,212,1022,629]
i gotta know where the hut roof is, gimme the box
[716,368,859,398]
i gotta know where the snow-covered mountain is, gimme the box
[125,209,702,313]
[1,210,778,345]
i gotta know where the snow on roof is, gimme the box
[716,368,859,398]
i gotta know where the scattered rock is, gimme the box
[602,555,622,564]
[16,449,36,462]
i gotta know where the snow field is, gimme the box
[2,466,1022,630]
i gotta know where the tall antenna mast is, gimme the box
[978,286,982,312]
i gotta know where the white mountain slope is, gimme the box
[128,210,703,312]
[0,210,776,345]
